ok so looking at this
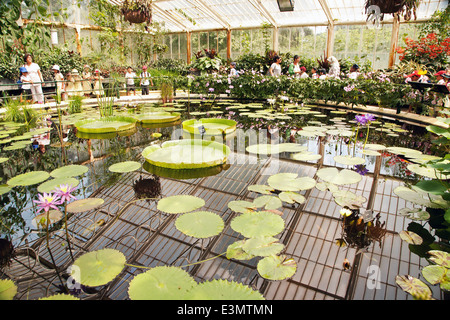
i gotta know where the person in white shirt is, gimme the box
[229,62,238,77]
[311,67,319,79]
[125,67,137,96]
[268,56,282,77]
[52,65,66,101]
[23,53,44,103]
[327,56,340,79]
[299,66,309,79]
[435,70,447,85]
[140,65,154,95]
[318,68,327,79]
[348,64,360,80]
[19,67,32,102]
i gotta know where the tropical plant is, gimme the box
[68,95,84,114]
[190,49,223,74]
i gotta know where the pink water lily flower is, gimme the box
[54,184,77,204]
[33,193,60,214]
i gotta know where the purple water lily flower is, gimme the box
[33,193,60,214]
[354,164,369,176]
[364,114,376,123]
[54,184,77,204]
[355,115,368,126]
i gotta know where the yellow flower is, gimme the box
[340,208,352,217]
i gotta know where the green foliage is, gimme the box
[68,95,84,114]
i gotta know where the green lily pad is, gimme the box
[7,171,50,187]
[278,191,306,204]
[248,184,274,195]
[226,240,256,261]
[70,248,126,287]
[227,200,257,214]
[230,211,285,238]
[421,265,449,289]
[399,230,423,245]
[393,186,446,208]
[291,152,322,161]
[0,184,12,196]
[386,147,422,157]
[395,275,433,300]
[428,250,450,268]
[241,236,284,257]
[128,266,196,300]
[253,195,283,210]
[66,198,104,213]
[333,190,367,209]
[334,155,366,166]
[398,208,430,221]
[316,167,362,186]
[32,210,64,229]
[0,157,9,164]
[75,116,137,133]
[257,255,297,281]
[38,294,80,300]
[407,163,450,179]
[182,118,236,135]
[108,161,141,173]
[363,144,386,151]
[267,173,316,192]
[50,164,89,178]
[175,211,224,238]
[157,195,205,214]
[187,279,265,300]
[0,279,17,300]
[37,177,79,193]
[360,149,381,156]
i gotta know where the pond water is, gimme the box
[0,98,443,300]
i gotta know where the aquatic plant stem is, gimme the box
[63,201,74,262]
[363,124,370,149]
[353,126,359,157]
[124,252,226,270]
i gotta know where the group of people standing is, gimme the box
[124,65,154,96]
[267,55,343,80]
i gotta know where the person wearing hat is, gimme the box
[405,70,429,83]
[52,65,66,101]
[299,66,309,79]
[93,69,104,97]
[66,69,83,97]
[19,67,33,103]
[348,64,360,80]
[435,70,447,85]
[82,65,92,97]
[140,65,153,95]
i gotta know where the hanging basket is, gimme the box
[122,9,152,24]
[365,0,419,21]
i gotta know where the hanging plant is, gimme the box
[365,0,422,21]
[121,0,152,24]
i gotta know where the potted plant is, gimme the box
[121,0,152,24]
[365,0,422,21]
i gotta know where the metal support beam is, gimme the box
[248,0,278,28]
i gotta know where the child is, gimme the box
[318,68,327,79]
[82,65,92,97]
[93,69,104,97]
[19,67,33,103]
[229,62,238,77]
[125,66,136,96]
[52,65,66,101]
[311,67,318,79]
[140,66,153,95]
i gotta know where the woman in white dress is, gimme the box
[268,56,282,77]
[23,53,44,103]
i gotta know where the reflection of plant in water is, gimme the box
[336,207,387,250]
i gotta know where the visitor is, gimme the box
[140,65,153,95]
[19,67,33,103]
[93,69,104,97]
[51,65,65,101]
[348,64,360,80]
[22,53,45,104]
[288,55,301,77]
[125,66,137,96]
[229,62,238,77]
[311,67,319,79]
[299,66,309,79]
[405,70,429,83]
[327,56,340,79]
[68,69,83,97]
[268,55,282,77]
[82,65,92,97]
[65,71,75,97]
[318,68,327,79]
[435,70,447,85]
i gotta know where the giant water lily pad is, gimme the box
[187,279,265,300]
[134,112,180,124]
[230,211,284,238]
[108,161,141,173]
[157,195,205,214]
[317,167,362,185]
[257,255,297,281]
[50,165,88,178]
[7,171,50,187]
[66,198,104,213]
[128,266,196,300]
[142,139,230,169]
[175,211,224,238]
[182,118,236,135]
[71,248,126,287]
[75,116,137,133]
[267,173,316,192]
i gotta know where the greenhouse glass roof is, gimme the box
[108,0,448,32]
